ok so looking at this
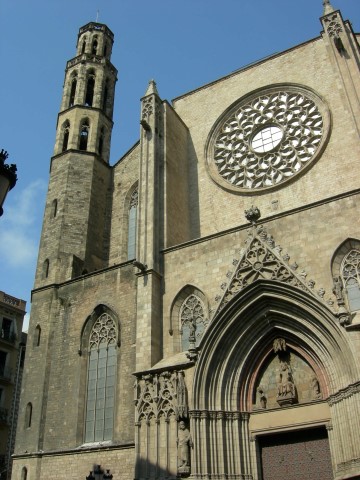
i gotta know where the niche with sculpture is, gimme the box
[253,338,322,410]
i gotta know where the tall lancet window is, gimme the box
[79,120,90,151]
[341,250,360,311]
[127,188,138,260]
[69,73,77,107]
[85,312,117,443]
[62,121,70,152]
[85,72,95,107]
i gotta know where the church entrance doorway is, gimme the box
[259,427,333,480]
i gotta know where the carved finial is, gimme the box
[244,205,261,225]
[323,0,335,15]
[144,79,159,96]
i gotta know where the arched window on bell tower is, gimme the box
[81,38,87,54]
[79,120,90,151]
[84,311,118,442]
[69,73,77,107]
[85,71,95,107]
[92,36,98,55]
[98,127,105,156]
[62,121,70,152]
[103,79,109,113]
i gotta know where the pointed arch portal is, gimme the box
[190,280,360,480]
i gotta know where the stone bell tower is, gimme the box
[34,22,117,287]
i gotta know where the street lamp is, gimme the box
[86,465,113,480]
[0,149,17,217]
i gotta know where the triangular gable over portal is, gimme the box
[213,207,333,318]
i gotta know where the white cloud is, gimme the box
[0,179,47,268]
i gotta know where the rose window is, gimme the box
[207,85,330,193]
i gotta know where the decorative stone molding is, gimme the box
[322,12,343,37]
[328,381,360,406]
[135,370,188,422]
[141,97,154,121]
[206,85,330,194]
[189,410,249,421]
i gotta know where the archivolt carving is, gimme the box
[207,85,330,193]
[135,370,188,423]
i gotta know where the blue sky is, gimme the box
[1,0,359,330]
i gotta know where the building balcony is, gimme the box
[0,330,17,345]
[0,366,13,383]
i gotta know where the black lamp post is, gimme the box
[0,149,17,217]
[86,465,113,480]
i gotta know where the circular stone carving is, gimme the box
[206,85,331,193]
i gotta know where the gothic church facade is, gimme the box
[12,2,360,480]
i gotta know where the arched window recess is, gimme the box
[127,187,138,260]
[69,72,78,107]
[331,239,360,314]
[21,467,28,480]
[81,38,87,54]
[25,402,32,428]
[79,119,90,151]
[170,285,209,354]
[85,71,95,107]
[98,127,105,156]
[62,121,70,152]
[83,308,119,443]
[92,36,98,55]
[341,249,360,311]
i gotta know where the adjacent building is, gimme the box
[12,2,360,479]
[0,292,26,479]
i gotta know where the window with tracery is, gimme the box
[84,312,117,443]
[341,250,360,311]
[206,85,330,193]
[127,188,138,260]
[180,294,207,351]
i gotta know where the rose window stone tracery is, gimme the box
[207,85,330,193]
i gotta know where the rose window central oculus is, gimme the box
[251,125,283,153]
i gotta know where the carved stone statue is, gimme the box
[332,276,344,303]
[177,371,188,419]
[257,386,267,409]
[177,421,193,475]
[311,375,322,400]
[276,361,297,406]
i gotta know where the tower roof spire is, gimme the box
[144,79,159,96]
[323,0,335,15]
